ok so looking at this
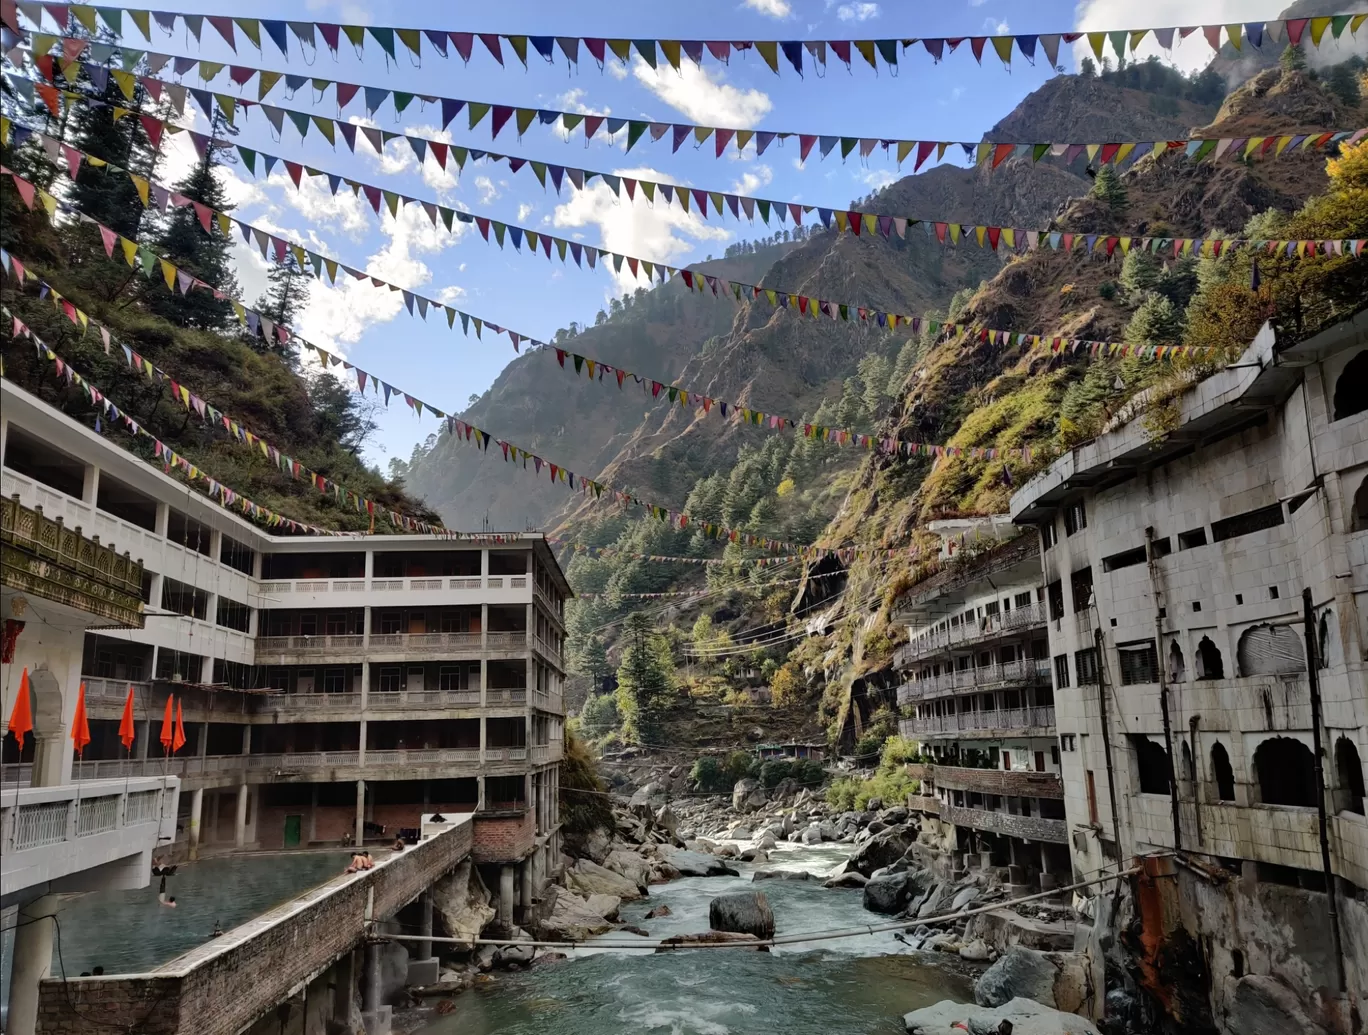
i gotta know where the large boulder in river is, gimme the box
[602,848,652,888]
[566,858,644,901]
[732,778,767,813]
[709,890,775,940]
[975,947,1092,1015]
[657,932,766,952]
[1227,975,1329,1035]
[863,872,914,914]
[629,781,667,810]
[540,887,615,942]
[904,997,1101,1035]
[845,825,915,877]
[431,859,494,946]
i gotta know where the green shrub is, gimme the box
[690,755,731,792]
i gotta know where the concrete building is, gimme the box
[893,524,1070,890]
[1009,314,1368,1034]
[2,487,179,1034]
[1,379,570,932]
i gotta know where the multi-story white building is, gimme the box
[1009,313,1367,1034]
[0,380,569,895]
[894,523,1070,890]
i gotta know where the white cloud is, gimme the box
[836,2,880,21]
[517,202,535,221]
[473,175,500,204]
[858,168,897,191]
[743,0,791,16]
[985,17,1009,34]
[1071,0,1291,74]
[552,166,732,294]
[632,58,773,128]
[606,61,628,80]
[348,115,417,177]
[556,88,610,116]
[731,163,774,196]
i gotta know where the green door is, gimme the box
[284,814,302,848]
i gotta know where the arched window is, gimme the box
[1168,641,1186,683]
[1237,625,1305,677]
[1195,636,1224,680]
[1333,351,1368,420]
[1352,476,1368,533]
[1253,737,1318,807]
[1336,737,1365,815]
[1131,735,1172,795]
[1211,743,1236,802]
[1318,611,1337,670]
[1181,742,1195,797]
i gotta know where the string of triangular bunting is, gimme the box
[6,3,1364,75]
[0,308,370,538]
[11,86,1360,265]
[13,42,1366,169]
[0,250,452,536]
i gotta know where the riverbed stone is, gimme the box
[845,825,915,876]
[602,848,653,888]
[584,894,622,921]
[540,888,615,942]
[431,859,495,948]
[660,847,740,877]
[904,997,1101,1035]
[1227,974,1330,1035]
[800,823,824,845]
[566,858,644,901]
[823,871,869,889]
[975,947,1061,1009]
[657,931,766,952]
[863,872,916,914]
[629,781,667,810]
[753,869,814,881]
[709,890,775,940]
[644,904,673,918]
[732,778,767,813]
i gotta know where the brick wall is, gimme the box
[37,819,473,1035]
[472,810,534,863]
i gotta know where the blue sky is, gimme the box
[35,0,1286,469]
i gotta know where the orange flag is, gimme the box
[172,699,187,754]
[159,695,174,753]
[6,668,33,751]
[118,686,136,752]
[71,682,91,758]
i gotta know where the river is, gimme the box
[412,842,977,1035]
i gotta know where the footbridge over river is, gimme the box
[34,814,473,1035]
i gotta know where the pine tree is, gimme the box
[1125,294,1183,347]
[1091,166,1128,211]
[66,75,156,238]
[145,112,239,329]
[615,613,673,745]
[1279,44,1307,72]
[255,254,311,329]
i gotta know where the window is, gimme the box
[1047,580,1065,621]
[1211,504,1284,543]
[1167,641,1186,683]
[1352,476,1368,533]
[1014,591,1033,609]
[1041,521,1057,550]
[1178,527,1208,550]
[216,598,251,632]
[377,667,401,692]
[379,612,403,634]
[1103,547,1147,572]
[984,600,1001,618]
[1071,567,1094,613]
[1253,737,1317,807]
[1086,770,1099,824]
[1150,537,1172,558]
[1195,636,1225,680]
[323,668,347,694]
[1211,743,1236,801]
[1131,735,1172,795]
[1118,641,1159,685]
[1333,351,1368,420]
[1060,734,1077,752]
[1236,625,1305,676]
[1063,501,1087,536]
[326,613,350,635]
[439,666,466,691]
[1054,654,1071,689]
[220,535,255,575]
[1335,737,1365,815]
[1075,648,1100,685]
[299,614,318,637]
[1051,745,1061,765]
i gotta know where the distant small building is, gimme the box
[756,742,824,762]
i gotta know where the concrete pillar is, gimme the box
[498,865,515,925]
[331,950,356,1027]
[361,942,381,1013]
[477,775,485,811]
[418,890,434,961]
[479,715,487,763]
[234,782,249,848]
[199,722,209,758]
[30,731,67,787]
[358,718,367,767]
[6,894,58,1035]
[154,502,169,537]
[81,463,100,506]
[480,604,488,650]
[136,718,151,760]
[519,856,534,917]
[479,659,487,707]
[355,779,366,846]
[480,549,489,579]
[188,787,204,859]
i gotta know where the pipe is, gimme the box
[1303,587,1347,995]
[377,866,1143,952]
[1144,527,1183,854]
[1093,626,1125,864]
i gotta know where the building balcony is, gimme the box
[253,630,533,663]
[906,794,940,815]
[894,601,1047,669]
[899,705,1056,739]
[0,775,178,903]
[256,573,534,608]
[940,802,1068,844]
[896,658,1052,705]
[1,494,145,628]
[921,764,1064,799]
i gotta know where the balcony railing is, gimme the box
[255,633,366,654]
[940,803,1068,844]
[896,658,1052,704]
[1,776,176,856]
[922,764,1064,798]
[81,676,154,703]
[894,601,1047,669]
[899,705,1056,738]
[365,631,485,653]
[258,574,515,595]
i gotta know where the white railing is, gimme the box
[258,575,514,594]
[76,795,121,837]
[366,689,482,708]
[255,634,365,654]
[895,601,1047,668]
[485,687,528,706]
[896,658,1052,703]
[366,631,486,653]
[81,677,153,702]
[485,747,528,763]
[125,789,161,824]
[900,705,1056,737]
[12,801,69,849]
[486,631,530,651]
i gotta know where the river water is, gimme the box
[414,843,977,1035]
